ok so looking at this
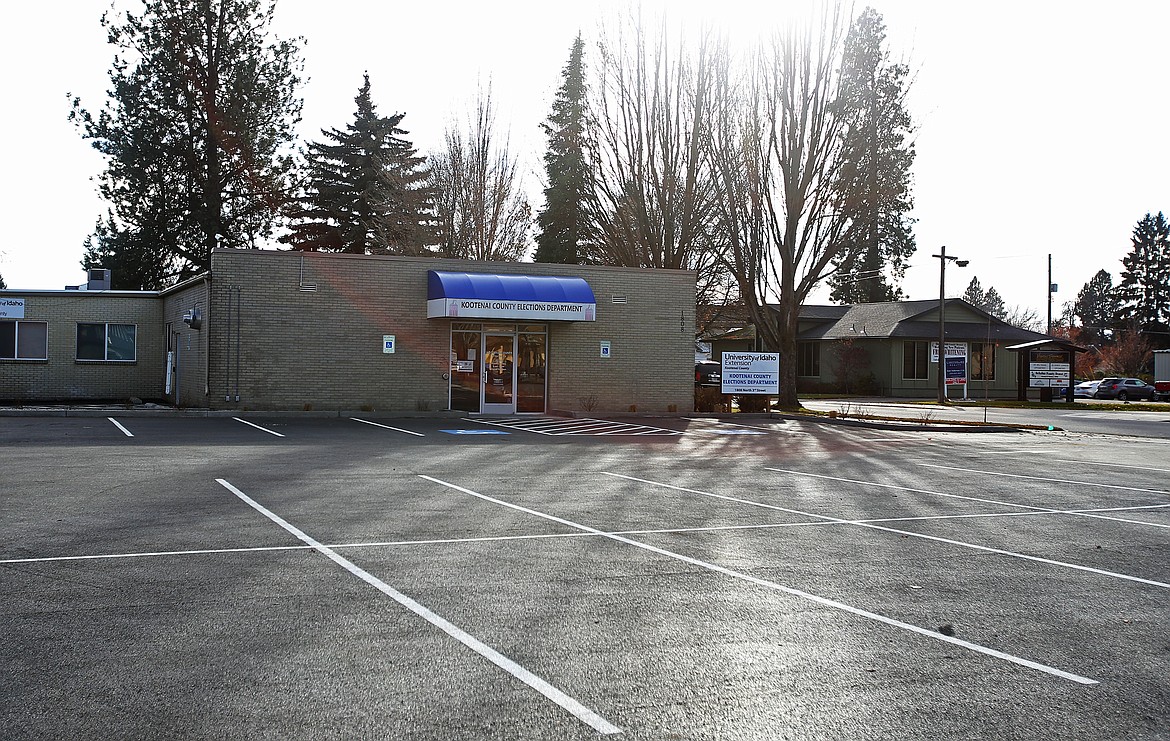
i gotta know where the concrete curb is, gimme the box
[768,412,1036,433]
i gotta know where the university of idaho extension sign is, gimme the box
[721,351,780,394]
[0,298,25,319]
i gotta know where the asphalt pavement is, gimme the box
[2,414,1168,739]
[802,398,1170,439]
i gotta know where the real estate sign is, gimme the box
[721,352,780,395]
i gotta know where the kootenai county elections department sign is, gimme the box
[721,352,780,395]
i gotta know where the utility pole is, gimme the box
[1047,253,1055,335]
[933,246,969,404]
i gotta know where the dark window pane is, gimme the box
[17,322,47,360]
[0,321,15,359]
[106,324,136,361]
[77,324,106,360]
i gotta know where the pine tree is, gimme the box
[0,273,7,289]
[962,277,985,306]
[70,0,304,289]
[535,34,591,264]
[284,74,435,254]
[961,276,1005,318]
[1074,269,1118,343]
[1117,211,1170,331]
[829,7,916,304]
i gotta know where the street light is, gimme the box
[933,246,968,404]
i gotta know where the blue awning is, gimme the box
[426,271,596,321]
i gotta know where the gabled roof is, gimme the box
[793,298,1053,344]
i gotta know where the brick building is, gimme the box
[1,250,696,414]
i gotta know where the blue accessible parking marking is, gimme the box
[440,429,511,435]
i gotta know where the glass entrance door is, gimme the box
[481,334,515,414]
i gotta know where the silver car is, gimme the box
[1094,377,1156,401]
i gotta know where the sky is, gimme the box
[1,0,1167,319]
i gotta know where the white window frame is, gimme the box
[0,320,48,360]
[76,322,138,362]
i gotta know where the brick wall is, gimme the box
[0,290,164,402]
[161,279,210,407]
[208,250,696,413]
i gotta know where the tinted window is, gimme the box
[77,324,106,360]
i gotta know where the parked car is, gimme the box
[1072,380,1101,399]
[695,361,722,387]
[1093,377,1156,401]
[1155,381,1170,402]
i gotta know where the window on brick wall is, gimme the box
[77,323,137,361]
[1,320,48,360]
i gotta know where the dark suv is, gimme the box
[1093,377,1156,401]
[695,361,722,387]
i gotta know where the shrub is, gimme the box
[735,394,770,413]
[694,386,728,412]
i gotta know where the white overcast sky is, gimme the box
[1,0,1167,316]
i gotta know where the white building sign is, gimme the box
[721,351,780,395]
[0,298,25,319]
[426,298,595,322]
[1029,350,1070,388]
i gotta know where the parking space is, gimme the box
[3,415,1169,739]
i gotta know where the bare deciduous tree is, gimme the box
[587,13,732,307]
[708,6,854,408]
[431,90,532,261]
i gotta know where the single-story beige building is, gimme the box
[1,249,696,413]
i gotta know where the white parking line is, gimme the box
[765,467,1170,530]
[419,475,1098,685]
[993,454,1170,475]
[107,417,134,437]
[217,478,619,735]
[917,463,1170,496]
[604,472,1170,590]
[11,500,1167,568]
[351,418,425,436]
[472,416,682,436]
[232,417,285,437]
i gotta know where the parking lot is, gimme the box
[2,414,1169,739]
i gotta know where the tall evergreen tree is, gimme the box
[962,277,985,306]
[0,273,6,290]
[535,34,591,264]
[828,7,917,304]
[284,74,435,254]
[70,0,303,289]
[961,276,1005,318]
[1074,268,1118,342]
[1117,211,1170,330]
